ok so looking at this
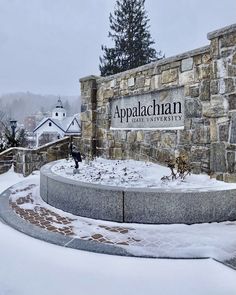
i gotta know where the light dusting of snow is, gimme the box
[51,158,236,191]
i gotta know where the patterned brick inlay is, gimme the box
[9,183,143,247]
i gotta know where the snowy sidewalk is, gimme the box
[2,176,236,262]
[1,170,236,295]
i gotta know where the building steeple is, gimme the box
[56,97,64,109]
[52,97,67,119]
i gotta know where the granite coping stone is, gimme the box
[41,161,236,224]
[207,23,236,40]
[41,161,233,193]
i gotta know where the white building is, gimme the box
[33,98,80,147]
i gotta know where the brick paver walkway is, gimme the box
[9,183,141,247]
[7,180,236,261]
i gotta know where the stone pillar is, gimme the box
[79,75,99,160]
[207,24,236,181]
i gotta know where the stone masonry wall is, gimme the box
[80,24,236,182]
[0,136,82,176]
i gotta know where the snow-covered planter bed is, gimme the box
[52,158,236,190]
[40,159,236,224]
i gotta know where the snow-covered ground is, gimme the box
[9,178,236,260]
[1,168,236,294]
[52,158,236,191]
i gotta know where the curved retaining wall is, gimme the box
[40,162,236,224]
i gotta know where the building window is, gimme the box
[49,122,52,126]
[72,121,74,125]
[55,112,58,116]
[63,113,65,116]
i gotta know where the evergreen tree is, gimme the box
[100,0,162,76]
[4,127,28,148]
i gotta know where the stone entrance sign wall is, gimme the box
[79,23,236,182]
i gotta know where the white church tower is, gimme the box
[52,98,67,120]
[33,97,81,147]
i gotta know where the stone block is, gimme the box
[80,104,87,112]
[189,86,199,97]
[224,173,236,183]
[228,65,236,77]
[210,38,219,58]
[136,131,144,142]
[219,122,229,142]
[120,79,128,89]
[82,121,93,138]
[227,152,235,173]
[179,70,194,85]
[127,131,136,143]
[104,89,114,99]
[197,64,210,79]
[185,98,202,118]
[140,145,150,157]
[220,32,236,48]
[110,79,116,88]
[160,132,177,148]
[153,65,161,75]
[136,76,145,88]
[228,93,236,110]
[232,52,236,65]
[199,80,210,101]
[203,95,228,118]
[210,80,219,95]
[151,74,161,90]
[230,112,236,143]
[220,48,233,58]
[192,123,210,144]
[181,58,193,72]
[193,55,202,65]
[217,59,227,78]
[190,146,209,163]
[144,132,151,143]
[113,130,127,141]
[80,110,92,122]
[128,77,135,87]
[150,131,161,143]
[112,148,123,159]
[161,68,178,84]
[178,130,192,144]
[210,61,218,80]
[224,78,235,93]
[202,53,211,64]
[210,119,218,142]
[145,77,151,86]
[156,148,173,164]
[97,128,107,140]
[210,143,226,172]
[124,188,236,224]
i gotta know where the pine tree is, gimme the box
[4,127,28,148]
[100,0,162,76]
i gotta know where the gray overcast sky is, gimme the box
[0,0,236,96]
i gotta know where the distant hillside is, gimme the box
[0,92,80,123]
